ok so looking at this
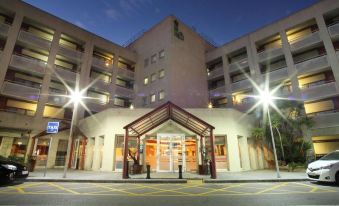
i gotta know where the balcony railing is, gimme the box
[91,79,111,91]
[1,81,40,101]
[257,47,283,62]
[116,67,134,80]
[10,54,46,75]
[92,56,113,70]
[115,85,134,98]
[231,79,251,92]
[85,101,106,112]
[58,46,82,61]
[0,22,10,37]
[53,65,77,82]
[301,81,337,100]
[47,91,69,106]
[17,30,52,50]
[289,31,321,51]
[209,85,226,97]
[228,58,249,73]
[233,100,253,112]
[207,66,224,80]
[328,22,339,38]
[312,110,339,129]
[265,67,288,82]
[295,55,329,74]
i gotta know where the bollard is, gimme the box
[126,160,129,178]
[178,165,183,179]
[209,160,213,178]
[146,165,151,179]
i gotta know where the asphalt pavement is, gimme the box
[0,181,338,206]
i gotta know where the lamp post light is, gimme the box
[63,88,83,178]
[258,89,281,178]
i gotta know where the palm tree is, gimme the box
[271,115,285,162]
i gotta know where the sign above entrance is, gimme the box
[47,122,59,134]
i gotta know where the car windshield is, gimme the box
[320,151,339,160]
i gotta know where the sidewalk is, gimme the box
[25,169,308,183]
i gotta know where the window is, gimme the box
[114,97,125,107]
[151,54,157,64]
[159,90,165,100]
[144,77,149,85]
[159,69,165,78]
[159,50,165,59]
[142,96,147,106]
[144,58,149,67]
[151,73,156,82]
[150,94,156,103]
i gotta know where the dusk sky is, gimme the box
[23,0,318,46]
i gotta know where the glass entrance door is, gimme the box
[156,134,185,172]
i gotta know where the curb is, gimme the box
[204,178,309,183]
[24,178,188,184]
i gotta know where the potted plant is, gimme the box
[128,148,142,174]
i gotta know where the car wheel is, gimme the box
[8,172,14,182]
[336,172,339,185]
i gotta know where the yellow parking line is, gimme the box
[89,183,138,195]
[141,183,203,195]
[256,182,288,194]
[48,183,79,194]
[128,184,193,196]
[197,183,245,195]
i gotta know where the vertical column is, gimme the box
[221,55,233,107]
[109,50,120,108]
[122,129,129,179]
[279,30,301,98]
[315,14,339,89]
[34,30,61,119]
[0,13,23,85]
[247,36,263,88]
[209,129,217,179]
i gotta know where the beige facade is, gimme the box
[0,0,338,172]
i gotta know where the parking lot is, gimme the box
[0,181,338,197]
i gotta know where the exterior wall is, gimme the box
[78,107,257,172]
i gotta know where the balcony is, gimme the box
[17,30,51,50]
[328,22,339,39]
[117,67,134,80]
[301,81,337,100]
[209,86,226,98]
[312,110,339,129]
[91,79,111,91]
[86,101,106,112]
[231,79,252,92]
[233,101,253,112]
[53,65,77,82]
[289,31,321,51]
[258,47,283,62]
[0,22,10,37]
[47,92,68,107]
[10,54,46,75]
[92,56,112,70]
[1,81,40,101]
[228,58,249,73]
[295,55,329,74]
[115,86,134,98]
[265,67,288,82]
[58,46,82,61]
[207,66,224,80]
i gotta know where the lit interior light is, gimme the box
[129,104,134,110]
[208,102,213,109]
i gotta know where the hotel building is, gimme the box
[0,0,338,177]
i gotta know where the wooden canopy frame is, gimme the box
[122,101,216,179]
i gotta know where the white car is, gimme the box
[306,150,339,184]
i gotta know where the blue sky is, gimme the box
[23,0,318,46]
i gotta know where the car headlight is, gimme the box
[321,164,334,170]
[1,164,17,171]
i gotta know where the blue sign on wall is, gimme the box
[47,122,59,134]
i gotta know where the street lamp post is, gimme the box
[259,89,281,178]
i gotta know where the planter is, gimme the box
[28,159,36,172]
[130,164,142,174]
[198,164,210,175]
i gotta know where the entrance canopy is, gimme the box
[123,101,215,137]
[122,101,217,179]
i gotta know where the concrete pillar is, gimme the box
[227,133,242,171]
[84,137,95,170]
[108,50,120,108]
[92,136,101,170]
[247,36,263,88]
[34,30,62,119]
[0,13,23,85]
[221,55,233,107]
[315,14,339,90]
[0,137,14,157]
[47,137,58,168]
[279,30,301,99]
